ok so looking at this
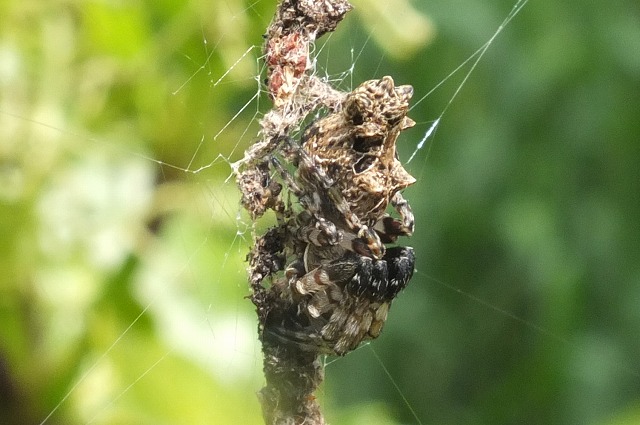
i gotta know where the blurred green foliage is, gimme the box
[1,0,639,424]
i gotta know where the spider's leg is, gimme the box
[320,185,384,258]
[320,185,385,259]
[371,192,414,243]
[231,133,290,174]
[277,138,385,258]
[273,146,380,254]
[271,156,343,247]
[270,156,307,201]
[297,217,341,246]
[391,191,415,235]
[283,134,384,258]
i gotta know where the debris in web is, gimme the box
[232,1,417,423]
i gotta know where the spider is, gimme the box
[258,76,418,355]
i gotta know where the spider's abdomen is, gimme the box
[302,76,416,227]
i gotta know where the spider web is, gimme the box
[2,0,640,424]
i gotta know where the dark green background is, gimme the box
[1,0,639,424]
